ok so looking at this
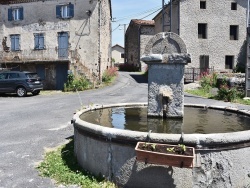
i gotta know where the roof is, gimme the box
[130,19,155,26]
[112,44,124,49]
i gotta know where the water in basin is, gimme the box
[80,107,250,134]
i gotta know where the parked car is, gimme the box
[0,71,43,97]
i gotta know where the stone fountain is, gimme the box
[73,32,250,188]
[141,32,191,118]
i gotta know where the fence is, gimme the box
[184,67,214,83]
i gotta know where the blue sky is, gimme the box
[111,0,169,47]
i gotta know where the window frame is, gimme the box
[34,33,45,50]
[200,1,206,9]
[8,7,23,21]
[225,56,234,69]
[230,25,238,40]
[198,23,207,39]
[231,2,237,10]
[56,3,74,19]
[10,34,20,51]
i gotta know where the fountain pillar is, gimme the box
[141,32,191,118]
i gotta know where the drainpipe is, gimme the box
[178,0,180,35]
[98,0,101,83]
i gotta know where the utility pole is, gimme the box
[162,0,165,32]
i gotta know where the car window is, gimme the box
[25,73,39,79]
[8,73,20,79]
[0,73,7,80]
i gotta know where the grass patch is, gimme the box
[186,88,250,105]
[37,140,116,188]
[185,89,214,98]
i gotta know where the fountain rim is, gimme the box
[73,103,250,150]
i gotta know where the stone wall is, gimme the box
[154,0,247,72]
[0,0,112,84]
[125,20,155,71]
[179,0,247,71]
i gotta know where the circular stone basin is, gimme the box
[73,103,250,188]
[80,106,250,134]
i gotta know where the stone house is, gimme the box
[0,0,112,90]
[153,0,247,73]
[125,19,155,72]
[111,44,124,65]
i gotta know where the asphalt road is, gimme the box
[1,71,250,188]
[0,71,148,188]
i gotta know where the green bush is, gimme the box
[200,72,218,92]
[217,84,238,102]
[102,67,118,83]
[63,74,91,92]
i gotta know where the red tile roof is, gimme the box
[131,19,155,26]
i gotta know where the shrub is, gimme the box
[102,67,118,83]
[63,74,91,92]
[217,84,238,102]
[200,72,218,92]
[118,63,140,72]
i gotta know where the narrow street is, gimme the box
[0,71,148,188]
[1,71,250,187]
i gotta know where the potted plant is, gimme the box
[135,142,195,168]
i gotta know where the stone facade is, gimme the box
[153,0,247,73]
[125,19,155,71]
[0,0,112,89]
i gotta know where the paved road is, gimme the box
[0,71,148,188]
[1,71,250,188]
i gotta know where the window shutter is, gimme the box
[40,35,44,49]
[56,5,61,18]
[19,7,24,20]
[10,36,15,50]
[15,36,20,50]
[8,8,12,21]
[69,4,74,18]
[34,34,38,49]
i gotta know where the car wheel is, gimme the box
[32,90,40,95]
[16,87,27,97]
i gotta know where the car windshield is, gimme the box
[25,73,39,79]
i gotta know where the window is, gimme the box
[200,55,209,72]
[34,33,45,50]
[8,73,20,79]
[198,23,207,39]
[0,73,7,80]
[121,53,125,58]
[56,3,74,19]
[200,1,206,9]
[230,25,238,40]
[8,7,23,21]
[10,35,20,51]
[225,56,234,69]
[231,2,237,10]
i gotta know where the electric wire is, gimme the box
[113,6,162,22]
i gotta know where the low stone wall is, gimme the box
[217,73,245,90]
[73,103,250,188]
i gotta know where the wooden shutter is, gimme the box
[56,5,61,18]
[19,7,23,20]
[69,4,74,18]
[8,8,12,21]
